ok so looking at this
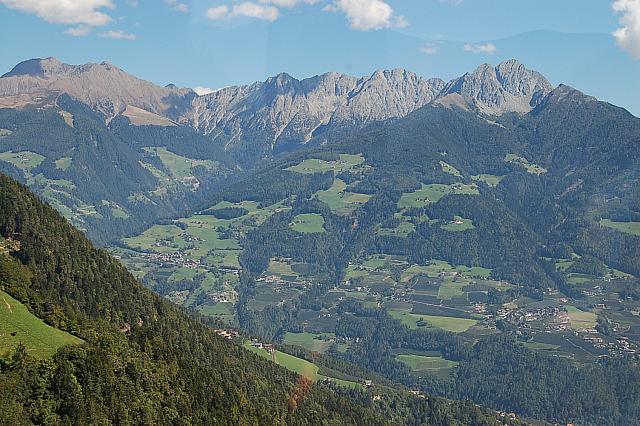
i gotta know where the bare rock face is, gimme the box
[182,69,445,156]
[439,59,553,115]
[0,57,194,118]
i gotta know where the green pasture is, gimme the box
[0,290,82,358]
[290,213,325,233]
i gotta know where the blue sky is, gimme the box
[1,0,639,115]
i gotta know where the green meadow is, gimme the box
[396,354,458,373]
[471,174,505,187]
[505,153,547,174]
[600,219,640,236]
[283,332,334,353]
[290,213,325,233]
[388,309,477,333]
[0,290,82,358]
[398,183,479,209]
[565,306,597,330]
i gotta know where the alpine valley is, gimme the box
[1,57,639,425]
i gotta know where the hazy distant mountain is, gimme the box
[0,57,194,118]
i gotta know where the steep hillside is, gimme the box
[0,95,238,244]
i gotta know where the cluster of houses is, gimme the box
[142,249,203,270]
[249,339,275,353]
[493,305,572,330]
[214,329,239,340]
[256,273,311,291]
[209,290,236,304]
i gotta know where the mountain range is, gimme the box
[0,56,639,425]
[2,57,556,161]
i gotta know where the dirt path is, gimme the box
[3,297,12,313]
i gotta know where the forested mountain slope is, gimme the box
[0,174,519,425]
[115,82,640,425]
[0,95,238,244]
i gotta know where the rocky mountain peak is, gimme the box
[2,57,70,78]
[0,57,194,118]
[441,59,552,115]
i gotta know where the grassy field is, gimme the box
[286,153,365,174]
[290,213,325,233]
[197,302,235,322]
[244,342,319,379]
[54,156,72,171]
[315,178,371,215]
[505,153,547,174]
[0,290,82,358]
[566,273,595,285]
[377,220,416,237]
[471,174,504,187]
[440,161,461,177]
[524,341,561,351]
[398,183,479,209]
[144,147,216,179]
[600,219,640,236]
[283,332,334,353]
[401,260,491,281]
[437,281,468,299]
[440,216,475,232]
[244,341,361,387]
[565,306,597,330]
[0,151,45,174]
[388,309,477,333]
[396,354,458,373]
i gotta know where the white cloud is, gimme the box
[193,86,215,95]
[206,4,229,19]
[259,0,319,8]
[0,0,114,26]
[100,29,137,40]
[464,42,497,54]
[206,2,279,21]
[232,2,279,21]
[324,0,408,31]
[613,0,640,59]
[419,43,439,55]
[65,25,92,37]
[166,0,188,12]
